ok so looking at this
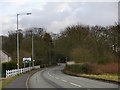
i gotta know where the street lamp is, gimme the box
[17,12,32,76]
[31,30,33,67]
[28,30,34,67]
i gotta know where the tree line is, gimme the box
[54,24,119,64]
[2,24,120,68]
[2,28,55,68]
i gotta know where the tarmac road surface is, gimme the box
[29,64,118,90]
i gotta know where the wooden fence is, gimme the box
[6,65,40,78]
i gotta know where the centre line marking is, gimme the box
[61,79,67,82]
[48,71,54,78]
[70,82,81,88]
[55,77,59,79]
[48,72,51,76]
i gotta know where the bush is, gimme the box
[36,60,42,65]
[71,47,93,63]
[96,57,109,64]
[65,63,92,74]
[2,61,17,77]
[40,64,47,68]
[91,63,118,74]
[2,61,17,70]
[40,65,44,68]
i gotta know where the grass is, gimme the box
[0,73,24,89]
[64,70,119,82]
[79,74,119,82]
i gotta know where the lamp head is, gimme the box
[27,13,32,15]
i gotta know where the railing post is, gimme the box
[5,65,40,78]
[20,68,22,73]
[8,70,9,77]
[6,70,7,78]
[11,70,13,77]
[10,70,11,77]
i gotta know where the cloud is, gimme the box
[0,1,118,35]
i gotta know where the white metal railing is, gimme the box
[6,65,40,78]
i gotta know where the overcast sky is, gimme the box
[0,0,119,36]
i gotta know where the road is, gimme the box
[29,64,118,89]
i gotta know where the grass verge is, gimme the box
[63,70,119,82]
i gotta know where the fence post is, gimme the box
[5,65,39,78]
[22,68,23,73]
[8,70,9,77]
[13,70,14,77]
[6,70,8,78]
[10,70,11,77]
[29,67,30,71]
[11,70,12,77]
[20,69,21,73]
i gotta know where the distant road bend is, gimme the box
[29,64,118,89]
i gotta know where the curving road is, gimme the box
[29,64,118,89]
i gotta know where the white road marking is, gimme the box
[61,79,67,82]
[70,82,81,88]
[51,76,54,78]
[48,72,51,76]
[55,77,59,79]
[48,71,54,78]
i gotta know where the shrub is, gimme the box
[40,65,44,68]
[91,63,118,74]
[96,57,109,64]
[71,47,93,63]
[40,64,47,68]
[2,61,17,77]
[2,61,17,70]
[65,63,93,74]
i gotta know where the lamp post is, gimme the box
[29,30,34,67]
[33,60,35,67]
[17,13,32,76]
[32,31,34,67]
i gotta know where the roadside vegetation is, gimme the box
[2,28,56,69]
[64,69,119,82]
[2,61,17,77]
[56,24,119,82]
[2,23,120,82]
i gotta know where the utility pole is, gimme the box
[29,30,34,67]
[32,31,34,67]
[17,14,19,76]
[16,13,32,76]
[49,41,51,65]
